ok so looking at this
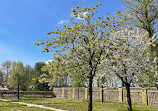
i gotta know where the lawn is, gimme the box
[9,98,158,111]
[0,101,52,111]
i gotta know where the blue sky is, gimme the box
[0,0,123,67]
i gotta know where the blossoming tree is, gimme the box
[98,28,157,111]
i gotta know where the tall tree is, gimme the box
[23,65,34,91]
[99,28,157,111]
[35,3,116,111]
[122,0,158,87]
[31,62,50,91]
[8,61,25,90]
[1,60,12,85]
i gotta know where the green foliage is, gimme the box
[35,2,116,86]
[23,65,34,90]
[7,61,33,91]
[8,61,24,90]
[30,62,50,91]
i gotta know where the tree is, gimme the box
[122,0,158,87]
[8,61,24,89]
[30,62,50,91]
[8,61,25,90]
[35,3,117,111]
[0,71,4,85]
[122,0,158,38]
[23,65,34,91]
[99,28,157,111]
[1,60,12,85]
[42,59,70,88]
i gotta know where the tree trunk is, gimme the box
[101,85,104,102]
[88,76,93,111]
[17,73,20,100]
[78,87,79,100]
[125,83,132,111]
[17,78,20,100]
[121,77,125,87]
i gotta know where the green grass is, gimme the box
[9,98,158,111]
[16,98,86,105]
[0,101,53,111]
[45,101,158,111]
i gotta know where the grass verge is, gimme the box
[9,98,158,111]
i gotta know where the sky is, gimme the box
[0,0,124,67]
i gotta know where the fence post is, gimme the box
[62,87,64,98]
[118,87,123,102]
[85,88,88,100]
[142,88,148,105]
[72,88,75,99]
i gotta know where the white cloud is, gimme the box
[71,12,88,20]
[58,12,88,25]
[45,60,52,64]
[58,19,69,25]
